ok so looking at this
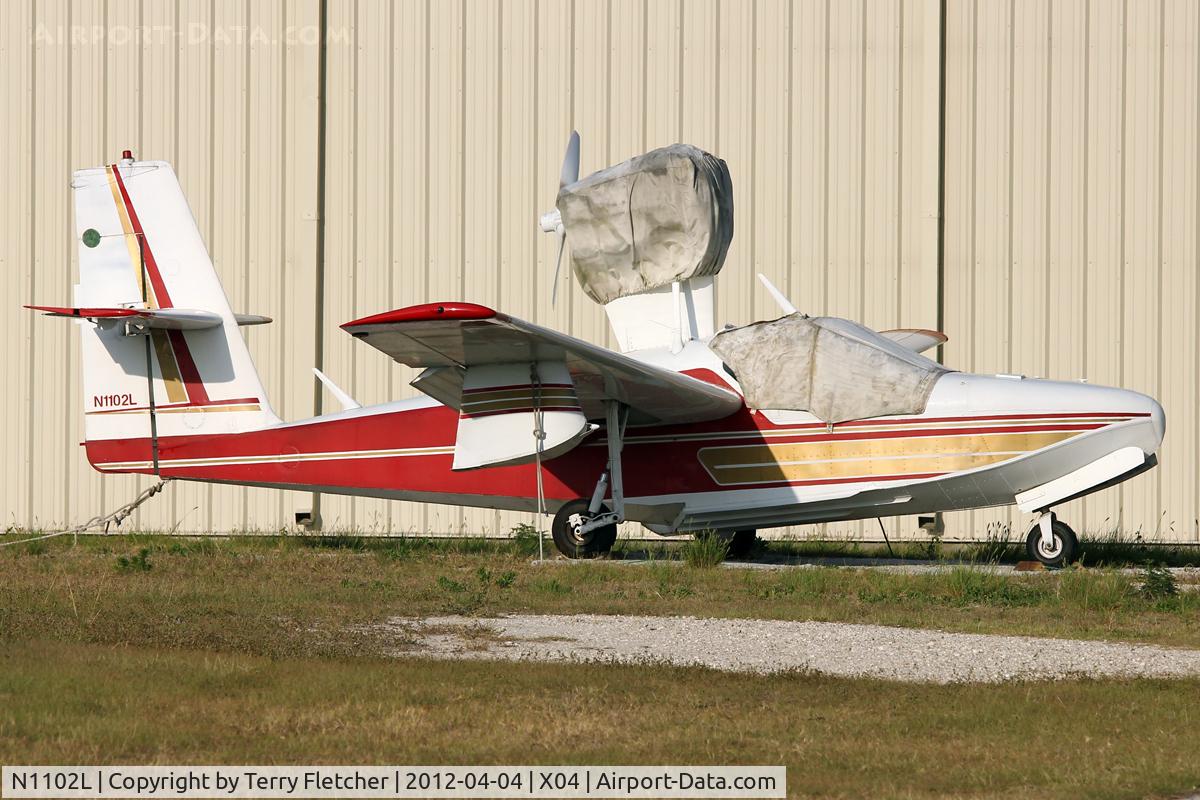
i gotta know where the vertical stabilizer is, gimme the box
[70,153,279,453]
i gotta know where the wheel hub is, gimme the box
[1037,535,1062,559]
[565,513,593,545]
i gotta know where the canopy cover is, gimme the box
[710,314,950,423]
[558,144,734,304]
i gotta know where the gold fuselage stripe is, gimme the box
[698,430,1079,485]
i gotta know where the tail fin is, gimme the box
[64,152,279,454]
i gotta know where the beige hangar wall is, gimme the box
[941,0,1199,543]
[1,0,1192,542]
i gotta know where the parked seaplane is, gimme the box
[29,140,1164,566]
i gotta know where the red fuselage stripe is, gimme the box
[82,407,1141,502]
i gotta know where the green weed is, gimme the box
[681,531,729,568]
[115,548,152,573]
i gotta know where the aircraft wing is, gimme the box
[341,302,743,426]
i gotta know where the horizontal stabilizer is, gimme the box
[234,313,272,326]
[26,305,223,330]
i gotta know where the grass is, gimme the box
[3,533,1200,654]
[1,641,1199,799]
[2,534,1200,798]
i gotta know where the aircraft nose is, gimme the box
[1121,389,1166,452]
[1146,395,1166,449]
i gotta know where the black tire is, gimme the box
[1025,517,1078,568]
[726,530,758,559]
[551,498,618,559]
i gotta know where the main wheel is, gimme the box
[725,529,758,559]
[1025,516,1078,568]
[551,498,618,559]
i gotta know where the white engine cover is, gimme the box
[452,361,591,471]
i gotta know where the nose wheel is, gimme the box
[551,498,618,558]
[1025,513,1078,568]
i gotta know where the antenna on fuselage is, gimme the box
[757,273,798,316]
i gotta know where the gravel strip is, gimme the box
[380,614,1200,684]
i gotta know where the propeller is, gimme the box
[539,131,581,306]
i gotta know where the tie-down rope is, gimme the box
[0,479,172,549]
[530,362,547,562]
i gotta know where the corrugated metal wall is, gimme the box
[1,0,1194,541]
[942,0,1199,542]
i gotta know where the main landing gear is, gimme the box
[722,529,758,559]
[551,401,627,559]
[1025,511,1078,568]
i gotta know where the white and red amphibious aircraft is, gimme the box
[29,141,1164,566]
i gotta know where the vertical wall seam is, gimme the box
[1195,0,1200,539]
[350,0,360,531]
[311,0,329,529]
[822,0,830,312]
[277,0,286,525]
[1155,0,1164,532]
[751,0,757,318]
[386,0,396,531]
[1081,0,1089,382]
[1044,0,1053,377]
[640,0,647,151]
[896,0,903,327]
[63,0,73,526]
[421,0,431,534]
[605,0,612,350]
[935,0,946,363]
[495,2,504,535]
[677,0,683,140]
[1117,0,1127,526]
[786,0,794,300]
[138,0,144,151]
[459,0,466,310]
[859,0,866,323]
[715,0,721,153]
[100,0,107,513]
[1006,0,1014,375]
[458,0,466,534]
[1080,0,1090,530]
[531,0,539,327]
[205,0,215,529]
[969,0,977,372]
[26,0,37,528]
[242,0,252,531]
[174,0,181,200]
[567,0,575,334]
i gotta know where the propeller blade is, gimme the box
[551,228,566,306]
[560,130,580,187]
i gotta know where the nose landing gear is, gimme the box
[1025,511,1078,568]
